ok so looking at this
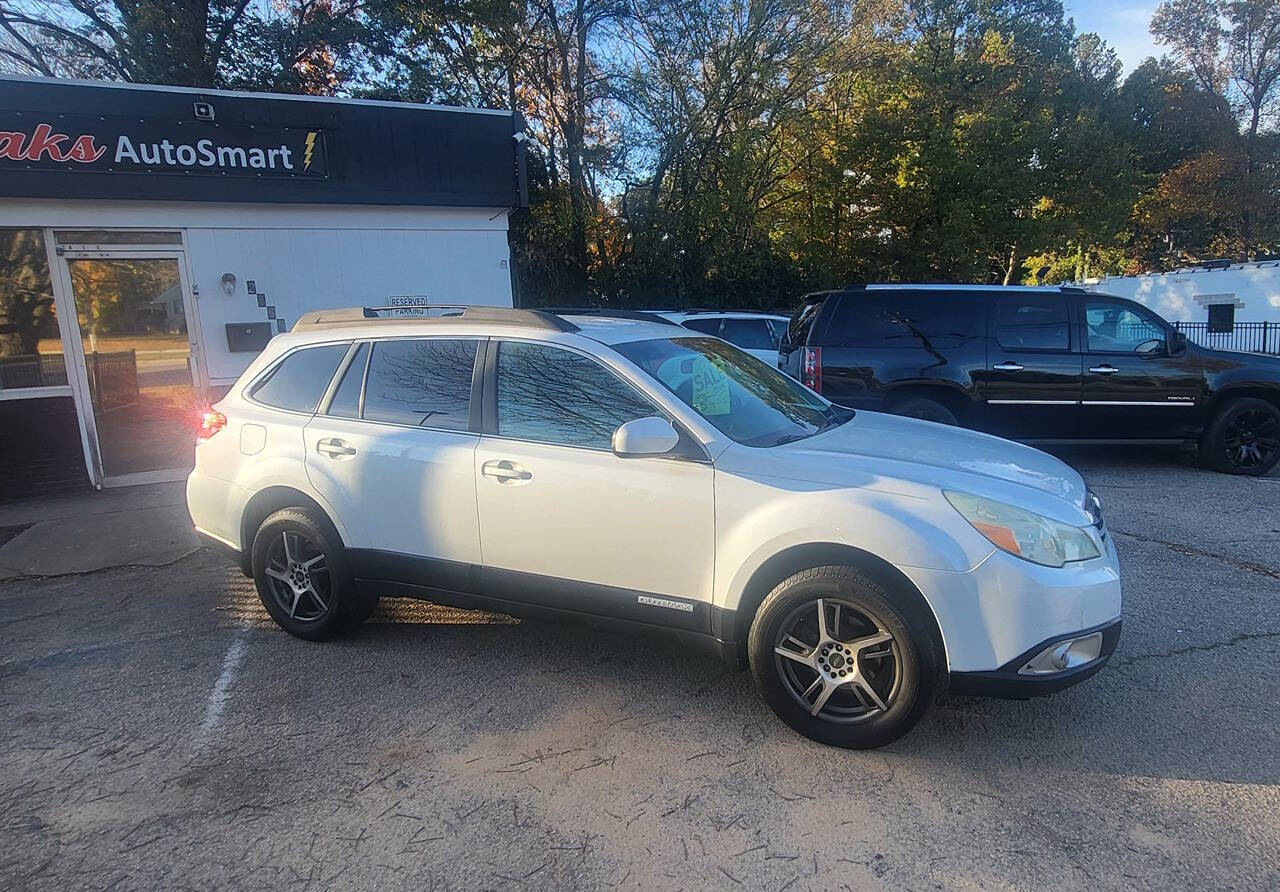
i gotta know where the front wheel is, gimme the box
[747,566,937,749]
[1199,397,1280,476]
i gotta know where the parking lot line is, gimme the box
[195,634,247,748]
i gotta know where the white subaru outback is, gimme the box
[188,306,1122,749]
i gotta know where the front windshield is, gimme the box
[615,337,851,447]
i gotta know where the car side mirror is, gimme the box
[1135,338,1166,357]
[612,416,680,458]
[1169,330,1189,356]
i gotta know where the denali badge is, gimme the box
[637,595,695,613]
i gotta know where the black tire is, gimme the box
[1199,397,1280,476]
[250,507,372,640]
[890,396,957,426]
[344,591,382,631]
[747,565,938,749]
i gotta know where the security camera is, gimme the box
[512,132,528,143]
[193,101,215,121]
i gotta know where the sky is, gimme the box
[1066,0,1164,72]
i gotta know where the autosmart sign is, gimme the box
[0,116,329,179]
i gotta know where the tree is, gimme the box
[1150,0,1280,258]
[0,229,56,361]
[0,0,368,92]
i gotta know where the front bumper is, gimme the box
[948,618,1122,698]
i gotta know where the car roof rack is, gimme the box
[548,307,675,324]
[292,304,580,333]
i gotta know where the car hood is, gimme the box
[717,411,1090,520]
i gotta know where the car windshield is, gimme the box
[615,337,852,447]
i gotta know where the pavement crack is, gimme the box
[0,547,207,584]
[1110,529,1280,579]
[1111,630,1280,669]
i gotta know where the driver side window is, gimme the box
[495,341,657,449]
[1085,302,1165,354]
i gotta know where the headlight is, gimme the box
[944,491,1100,568]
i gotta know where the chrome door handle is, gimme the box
[316,438,356,457]
[993,361,1024,371]
[1089,365,1120,374]
[481,460,531,481]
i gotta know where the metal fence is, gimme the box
[85,350,140,413]
[1174,321,1278,354]
[0,353,70,390]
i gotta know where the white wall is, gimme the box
[1088,262,1280,324]
[0,199,515,384]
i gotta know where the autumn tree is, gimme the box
[1146,0,1280,259]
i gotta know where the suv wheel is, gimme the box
[1200,397,1280,476]
[747,566,936,749]
[251,508,372,640]
[891,396,957,426]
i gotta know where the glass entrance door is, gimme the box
[62,256,198,481]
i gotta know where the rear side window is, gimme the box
[362,338,478,430]
[251,343,349,413]
[824,292,983,349]
[993,296,1070,351]
[326,342,369,418]
[720,318,779,350]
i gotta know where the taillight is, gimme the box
[801,347,822,393]
[197,409,227,442]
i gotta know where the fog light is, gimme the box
[1019,632,1104,675]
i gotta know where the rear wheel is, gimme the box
[747,565,937,749]
[251,508,373,640]
[1199,397,1280,476]
[890,396,957,426]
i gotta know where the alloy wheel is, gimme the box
[1223,407,1279,470]
[773,598,901,722]
[263,530,332,622]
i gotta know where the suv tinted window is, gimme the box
[251,343,349,413]
[993,296,1069,351]
[681,317,722,335]
[720,318,779,350]
[362,338,477,429]
[786,300,824,345]
[1085,302,1166,353]
[496,342,655,449]
[825,292,983,348]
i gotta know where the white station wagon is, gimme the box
[188,306,1122,748]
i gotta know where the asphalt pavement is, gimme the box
[0,447,1277,890]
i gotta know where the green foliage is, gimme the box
[7,0,1280,304]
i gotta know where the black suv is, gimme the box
[779,284,1280,475]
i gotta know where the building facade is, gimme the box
[1087,262,1280,355]
[1,76,526,500]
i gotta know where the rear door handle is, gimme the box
[993,361,1024,371]
[316,438,357,458]
[1089,365,1120,375]
[481,460,531,482]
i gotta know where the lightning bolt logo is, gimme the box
[303,131,317,171]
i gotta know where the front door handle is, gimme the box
[993,361,1024,371]
[1089,365,1120,375]
[481,460,532,482]
[316,437,357,458]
